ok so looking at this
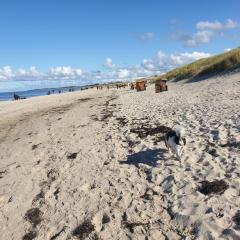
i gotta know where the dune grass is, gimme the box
[157,47,240,81]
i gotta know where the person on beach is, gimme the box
[13,93,20,100]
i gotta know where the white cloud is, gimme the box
[0,65,83,82]
[29,66,40,76]
[142,50,210,71]
[197,21,223,30]
[156,51,168,66]
[103,58,115,69]
[180,19,239,47]
[0,66,14,79]
[197,19,238,30]
[142,59,156,70]
[195,30,214,43]
[170,51,210,65]
[138,32,155,41]
[224,19,238,29]
[184,30,215,47]
[118,69,129,78]
[131,32,155,41]
[16,66,42,79]
[0,65,42,80]
[224,48,232,52]
[48,66,82,79]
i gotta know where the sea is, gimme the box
[0,85,95,101]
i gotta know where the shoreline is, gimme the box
[0,84,100,102]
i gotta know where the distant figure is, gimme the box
[47,91,51,95]
[72,88,74,92]
[107,85,109,90]
[13,93,20,100]
[59,90,61,94]
[52,90,54,93]
[69,88,71,92]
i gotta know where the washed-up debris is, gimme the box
[72,219,95,239]
[50,226,67,240]
[232,210,240,229]
[22,230,37,240]
[100,111,113,121]
[116,117,128,127]
[77,97,93,102]
[197,180,229,195]
[32,143,41,150]
[220,140,240,149]
[24,208,43,227]
[205,146,219,157]
[130,125,172,139]
[67,152,78,159]
[122,221,149,233]
[32,190,45,204]
[0,170,7,178]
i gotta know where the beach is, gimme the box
[0,72,240,240]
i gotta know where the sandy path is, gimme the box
[0,89,176,240]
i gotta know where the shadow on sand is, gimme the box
[119,148,167,167]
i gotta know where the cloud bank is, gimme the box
[141,51,210,71]
[178,19,238,47]
[0,50,211,89]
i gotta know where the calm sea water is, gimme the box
[0,85,94,101]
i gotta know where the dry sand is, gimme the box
[0,71,240,240]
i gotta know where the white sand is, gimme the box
[0,72,240,239]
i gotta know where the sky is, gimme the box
[0,0,239,92]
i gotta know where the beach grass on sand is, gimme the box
[157,47,240,82]
[0,71,240,239]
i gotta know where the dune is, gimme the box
[0,71,240,239]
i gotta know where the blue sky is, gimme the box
[0,0,239,91]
